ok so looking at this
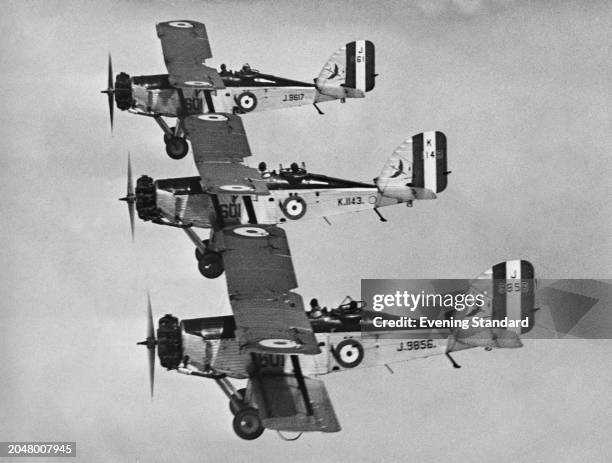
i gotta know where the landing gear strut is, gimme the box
[214,376,264,440]
[229,388,247,415]
[155,117,189,160]
[183,230,225,279]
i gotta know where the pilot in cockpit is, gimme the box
[309,298,326,319]
[240,63,252,74]
[219,63,231,76]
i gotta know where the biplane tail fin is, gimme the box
[447,260,536,353]
[315,40,375,100]
[375,131,448,202]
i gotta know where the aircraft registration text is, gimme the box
[338,197,363,206]
[397,340,436,351]
[282,93,305,102]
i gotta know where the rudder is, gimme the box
[316,40,375,99]
[376,131,448,200]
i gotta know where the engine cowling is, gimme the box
[157,314,182,370]
[135,176,162,221]
[114,72,133,110]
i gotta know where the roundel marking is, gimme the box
[198,114,228,122]
[184,80,213,87]
[368,195,377,204]
[219,185,253,192]
[169,21,194,28]
[332,339,364,368]
[259,338,298,349]
[281,196,307,220]
[233,226,269,237]
[236,91,258,112]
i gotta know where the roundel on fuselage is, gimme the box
[332,339,364,368]
[281,196,307,220]
[235,92,258,112]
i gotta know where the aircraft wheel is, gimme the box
[163,127,177,143]
[165,137,188,160]
[232,407,264,440]
[198,252,224,279]
[194,239,211,261]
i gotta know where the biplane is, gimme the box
[102,20,376,159]
[120,114,449,277]
[138,260,541,440]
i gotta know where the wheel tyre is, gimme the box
[194,239,210,261]
[232,407,264,440]
[165,137,188,160]
[197,252,224,279]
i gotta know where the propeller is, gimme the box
[100,53,114,131]
[118,154,135,241]
[136,293,157,398]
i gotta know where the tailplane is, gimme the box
[376,131,448,202]
[447,260,536,354]
[315,40,375,100]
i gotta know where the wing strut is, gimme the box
[290,355,314,416]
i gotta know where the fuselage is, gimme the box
[136,168,408,229]
[115,69,355,118]
[158,311,450,380]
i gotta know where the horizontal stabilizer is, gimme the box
[376,131,448,199]
[447,260,535,352]
[316,40,375,99]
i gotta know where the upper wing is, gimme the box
[156,20,225,90]
[212,224,319,355]
[184,114,269,195]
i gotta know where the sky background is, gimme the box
[1,0,611,462]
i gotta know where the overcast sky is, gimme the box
[1,1,611,462]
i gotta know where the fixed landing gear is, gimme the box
[165,136,188,160]
[213,376,264,440]
[229,388,247,415]
[194,239,224,278]
[155,118,189,160]
[198,252,223,278]
[233,407,264,440]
